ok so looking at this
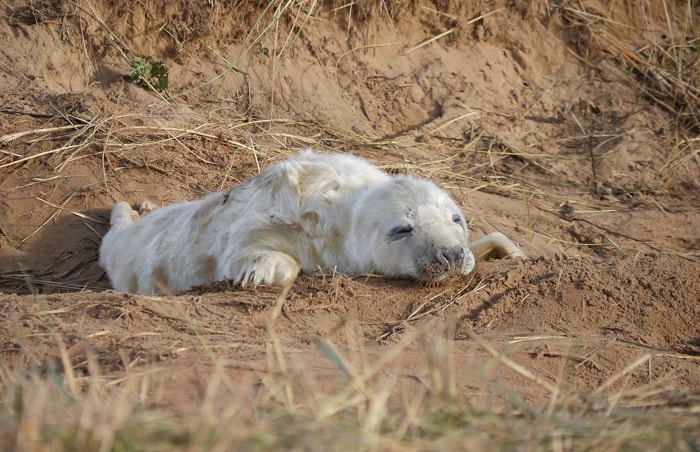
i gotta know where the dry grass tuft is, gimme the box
[1,319,698,450]
[563,3,700,133]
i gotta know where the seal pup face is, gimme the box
[351,177,476,282]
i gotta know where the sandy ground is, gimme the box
[1,0,699,411]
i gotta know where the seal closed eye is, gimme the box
[388,224,414,241]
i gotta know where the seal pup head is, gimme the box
[349,176,475,282]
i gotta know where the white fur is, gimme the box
[100,150,524,294]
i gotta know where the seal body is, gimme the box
[100,150,523,294]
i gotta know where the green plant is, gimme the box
[129,56,169,93]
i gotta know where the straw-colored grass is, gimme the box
[1,314,698,451]
[563,1,700,133]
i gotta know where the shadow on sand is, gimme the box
[0,208,113,294]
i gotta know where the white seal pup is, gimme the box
[99,150,525,294]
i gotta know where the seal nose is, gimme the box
[437,245,465,267]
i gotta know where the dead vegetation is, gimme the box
[2,281,699,450]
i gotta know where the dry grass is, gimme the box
[563,1,700,133]
[1,314,698,451]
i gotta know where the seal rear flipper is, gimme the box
[109,201,140,231]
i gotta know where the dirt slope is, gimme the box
[1,0,699,420]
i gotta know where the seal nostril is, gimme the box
[437,246,465,267]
